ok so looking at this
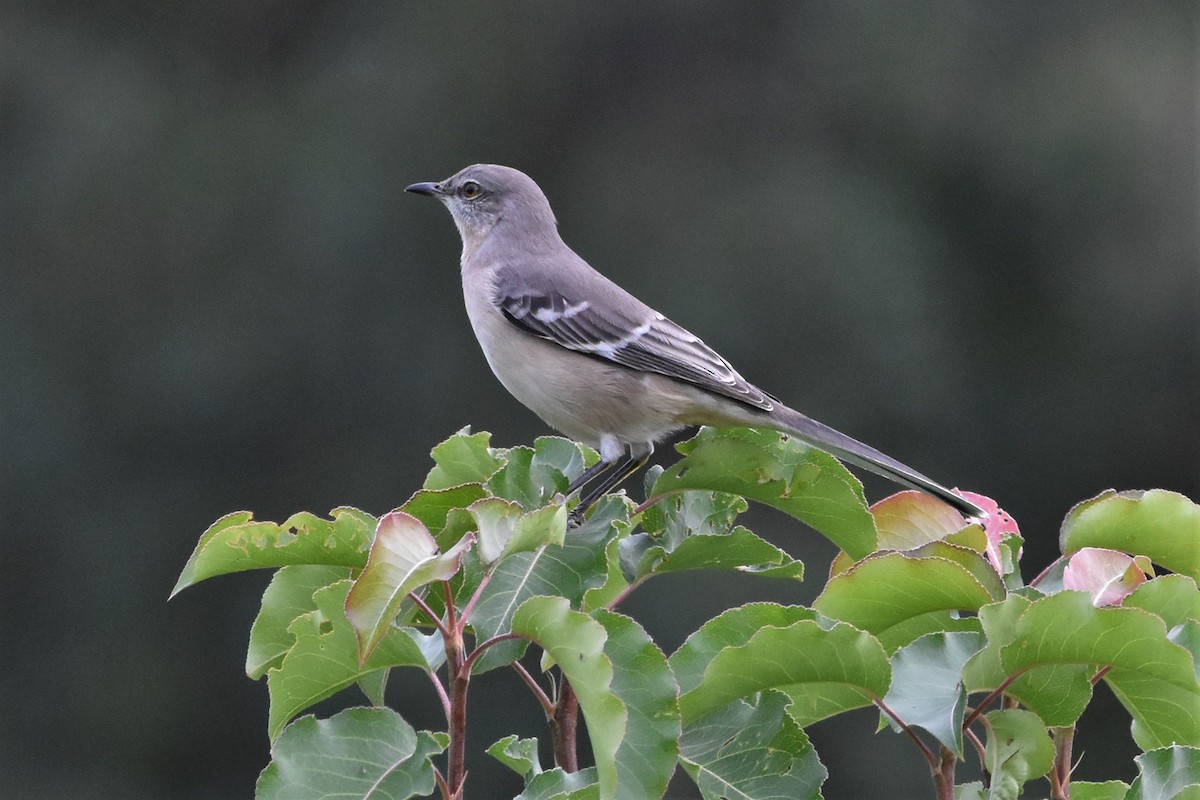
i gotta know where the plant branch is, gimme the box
[442,580,468,797]
[461,632,524,675]
[633,490,683,517]
[1049,726,1075,800]
[443,581,458,633]
[551,677,579,772]
[962,670,1027,731]
[605,577,646,611]
[932,746,957,800]
[427,667,452,724]
[408,591,451,640]
[875,697,938,771]
[964,725,988,772]
[511,660,555,717]
[458,568,494,624]
[1091,665,1112,685]
[433,767,451,800]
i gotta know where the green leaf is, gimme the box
[357,668,389,707]
[1068,781,1129,800]
[515,768,600,800]
[267,580,433,738]
[813,551,1003,650]
[679,690,826,800]
[1001,591,1200,749]
[424,429,503,490]
[670,604,817,697]
[511,597,625,800]
[467,496,628,673]
[172,507,376,596]
[593,609,680,799]
[982,709,1055,800]
[581,526,632,612]
[956,782,986,800]
[639,526,805,581]
[907,540,1008,601]
[247,565,351,679]
[1127,746,1200,800]
[486,436,590,509]
[398,483,490,534]
[343,511,474,662]
[468,497,567,565]
[256,708,446,800]
[653,427,877,559]
[1125,575,1200,630]
[487,734,543,779]
[882,631,986,756]
[1060,490,1200,580]
[873,610,983,655]
[963,595,1094,727]
[677,617,891,725]
[640,486,747,543]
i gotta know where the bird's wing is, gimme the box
[493,267,775,411]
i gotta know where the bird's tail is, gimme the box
[769,405,985,519]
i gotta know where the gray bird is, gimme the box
[406,164,984,519]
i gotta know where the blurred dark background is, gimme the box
[2,3,1196,798]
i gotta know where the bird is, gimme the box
[405,164,984,520]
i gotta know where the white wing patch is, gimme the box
[532,299,590,323]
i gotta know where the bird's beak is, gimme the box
[405,181,442,196]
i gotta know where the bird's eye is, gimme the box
[460,181,482,200]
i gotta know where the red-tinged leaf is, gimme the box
[959,491,1021,575]
[1063,547,1151,607]
[345,511,474,662]
[871,490,971,551]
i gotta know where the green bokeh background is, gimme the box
[2,3,1196,798]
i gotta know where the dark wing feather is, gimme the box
[494,271,774,412]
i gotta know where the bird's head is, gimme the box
[406,164,558,252]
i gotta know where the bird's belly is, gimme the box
[470,315,686,448]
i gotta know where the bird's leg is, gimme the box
[565,458,616,497]
[567,444,653,526]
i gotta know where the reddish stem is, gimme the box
[442,581,469,798]
[551,678,580,772]
[408,591,451,640]
[962,670,1027,731]
[876,697,939,771]
[511,660,555,717]
[931,747,957,800]
[1049,727,1075,800]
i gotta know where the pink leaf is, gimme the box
[1062,547,1150,607]
[958,491,1021,574]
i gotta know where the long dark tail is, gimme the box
[770,405,985,518]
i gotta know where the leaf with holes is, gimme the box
[267,580,433,739]
[653,427,877,559]
[247,565,350,679]
[983,709,1055,800]
[172,507,376,596]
